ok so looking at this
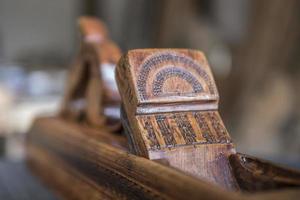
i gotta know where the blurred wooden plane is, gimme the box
[59,16,122,132]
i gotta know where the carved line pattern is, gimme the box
[141,112,230,150]
[207,112,231,143]
[152,67,203,97]
[142,116,161,150]
[194,112,217,143]
[137,52,215,100]
[155,115,177,147]
[172,114,197,145]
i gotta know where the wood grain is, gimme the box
[27,117,238,200]
[27,117,300,199]
[27,16,300,199]
[116,49,238,190]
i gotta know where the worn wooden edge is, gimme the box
[27,117,239,200]
[27,144,115,200]
[26,117,300,200]
[229,153,300,192]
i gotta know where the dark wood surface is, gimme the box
[0,160,57,200]
[230,153,300,192]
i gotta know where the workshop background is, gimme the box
[0,0,299,168]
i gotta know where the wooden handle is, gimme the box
[60,17,122,132]
[78,16,108,43]
[116,49,238,190]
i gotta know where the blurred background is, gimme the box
[0,0,299,168]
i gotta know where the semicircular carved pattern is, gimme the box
[152,67,203,97]
[136,52,216,101]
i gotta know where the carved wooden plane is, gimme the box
[116,49,237,190]
[26,17,300,200]
[116,49,300,192]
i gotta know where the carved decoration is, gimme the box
[116,49,237,190]
[26,16,300,199]
[135,52,217,102]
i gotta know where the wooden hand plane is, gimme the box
[60,16,122,132]
[27,17,300,200]
[116,49,300,191]
[116,49,237,190]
